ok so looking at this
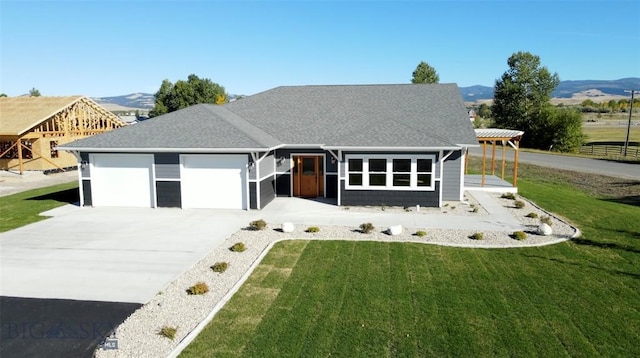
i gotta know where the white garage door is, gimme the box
[181,154,247,209]
[91,154,154,207]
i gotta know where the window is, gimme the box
[348,158,363,186]
[345,155,436,190]
[368,158,386,186]
[417,159,432,187]
[392,159,411,187]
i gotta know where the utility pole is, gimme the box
[623,90,639,157]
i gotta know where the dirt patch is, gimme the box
[0,170,77,197]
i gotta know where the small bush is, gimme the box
[403,206,412,212]
[306,226,320,233]
[210,262,229,273]
[514,200,525,209]
[230,242,247,252]
[249,219,267,231]
[470,232,484,240]
[359,222,375,234]
[512,231,527,240]
[158,325,177,340]
[501,193,516,200]
[472,207,479,213]
[526,212,538,218]
[414,230,427,237]
[540,216,552,226]
[186,282,209,295]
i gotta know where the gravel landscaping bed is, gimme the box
[95,193,577,358]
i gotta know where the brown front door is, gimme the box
[293,155,324,198]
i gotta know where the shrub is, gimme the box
[540,216,552,226]
[472,207,479,213]
[158,325,177,340]
[359,222,375,234]
[501,193,516,200]
[526,212,538,218]
[230,242,247,252]
[514,200,525,209]
[186,282,209,295]
[249,219,267,231]
[210,262,229,273]
[306,226,320,233]
[470,232,484,240]
[512,231,527,240]
[414,230,427,237]
[403,206,412,212]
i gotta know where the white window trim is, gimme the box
[345,154,436,191]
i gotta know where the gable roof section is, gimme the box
[60,84,478,152]
[60,104,282,151]
[224,84,478,148]
[0,96,83,135]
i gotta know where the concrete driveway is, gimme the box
[0,205,256,304]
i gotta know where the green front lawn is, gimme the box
[182,167,640,356]
[0,182,79,233]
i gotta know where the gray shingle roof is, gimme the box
[61,84,478,151]
[61,104,281,150]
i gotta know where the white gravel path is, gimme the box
[94,194,578,358]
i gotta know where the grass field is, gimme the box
[582,125,640,143]
[0,182,79,233]
[181,163,640,357]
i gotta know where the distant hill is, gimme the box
[459,77,639,102]
[92,93,242,111]
[93,78,639,109]
[93,93,155,111]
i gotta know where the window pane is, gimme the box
[393,174,411,186]
[302,157,315,175]
[349,173,362,186]
[392,159,411,172]
[417,159,432,172]
[369,158,386,172]
[369,174,386,186]
[348,158,362,172]
[417,174,431,186]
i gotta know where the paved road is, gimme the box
[468,147,640,180]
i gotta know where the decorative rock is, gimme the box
[537,223,552,236]
[387,225,403,236]
[281,222,295,233]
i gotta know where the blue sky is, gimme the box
[1,0,639,97]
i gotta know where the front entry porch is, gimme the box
[292,155,325,198]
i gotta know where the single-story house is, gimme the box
[0,96,126,173]
[59,84,479,210]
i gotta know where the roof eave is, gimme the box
[321,145,463,151]
[57,146,275,153]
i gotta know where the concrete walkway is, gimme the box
[260,191,523,232]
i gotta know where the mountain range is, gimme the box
[93,78,640,110]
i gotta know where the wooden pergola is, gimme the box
[466,128,525,187]
[0,96,126,174]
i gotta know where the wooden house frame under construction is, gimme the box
[0,96,126,173]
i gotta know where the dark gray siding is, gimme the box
[80,152,90,178]
[326,174,338,198]
[156,181,181,207]
[340,181,440,207]
[275,174,290,196]
[442,150,462,201]
[249,182,257,209]
[82,179,92,206]
[260,177,276,208]
[155,153,180,179]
